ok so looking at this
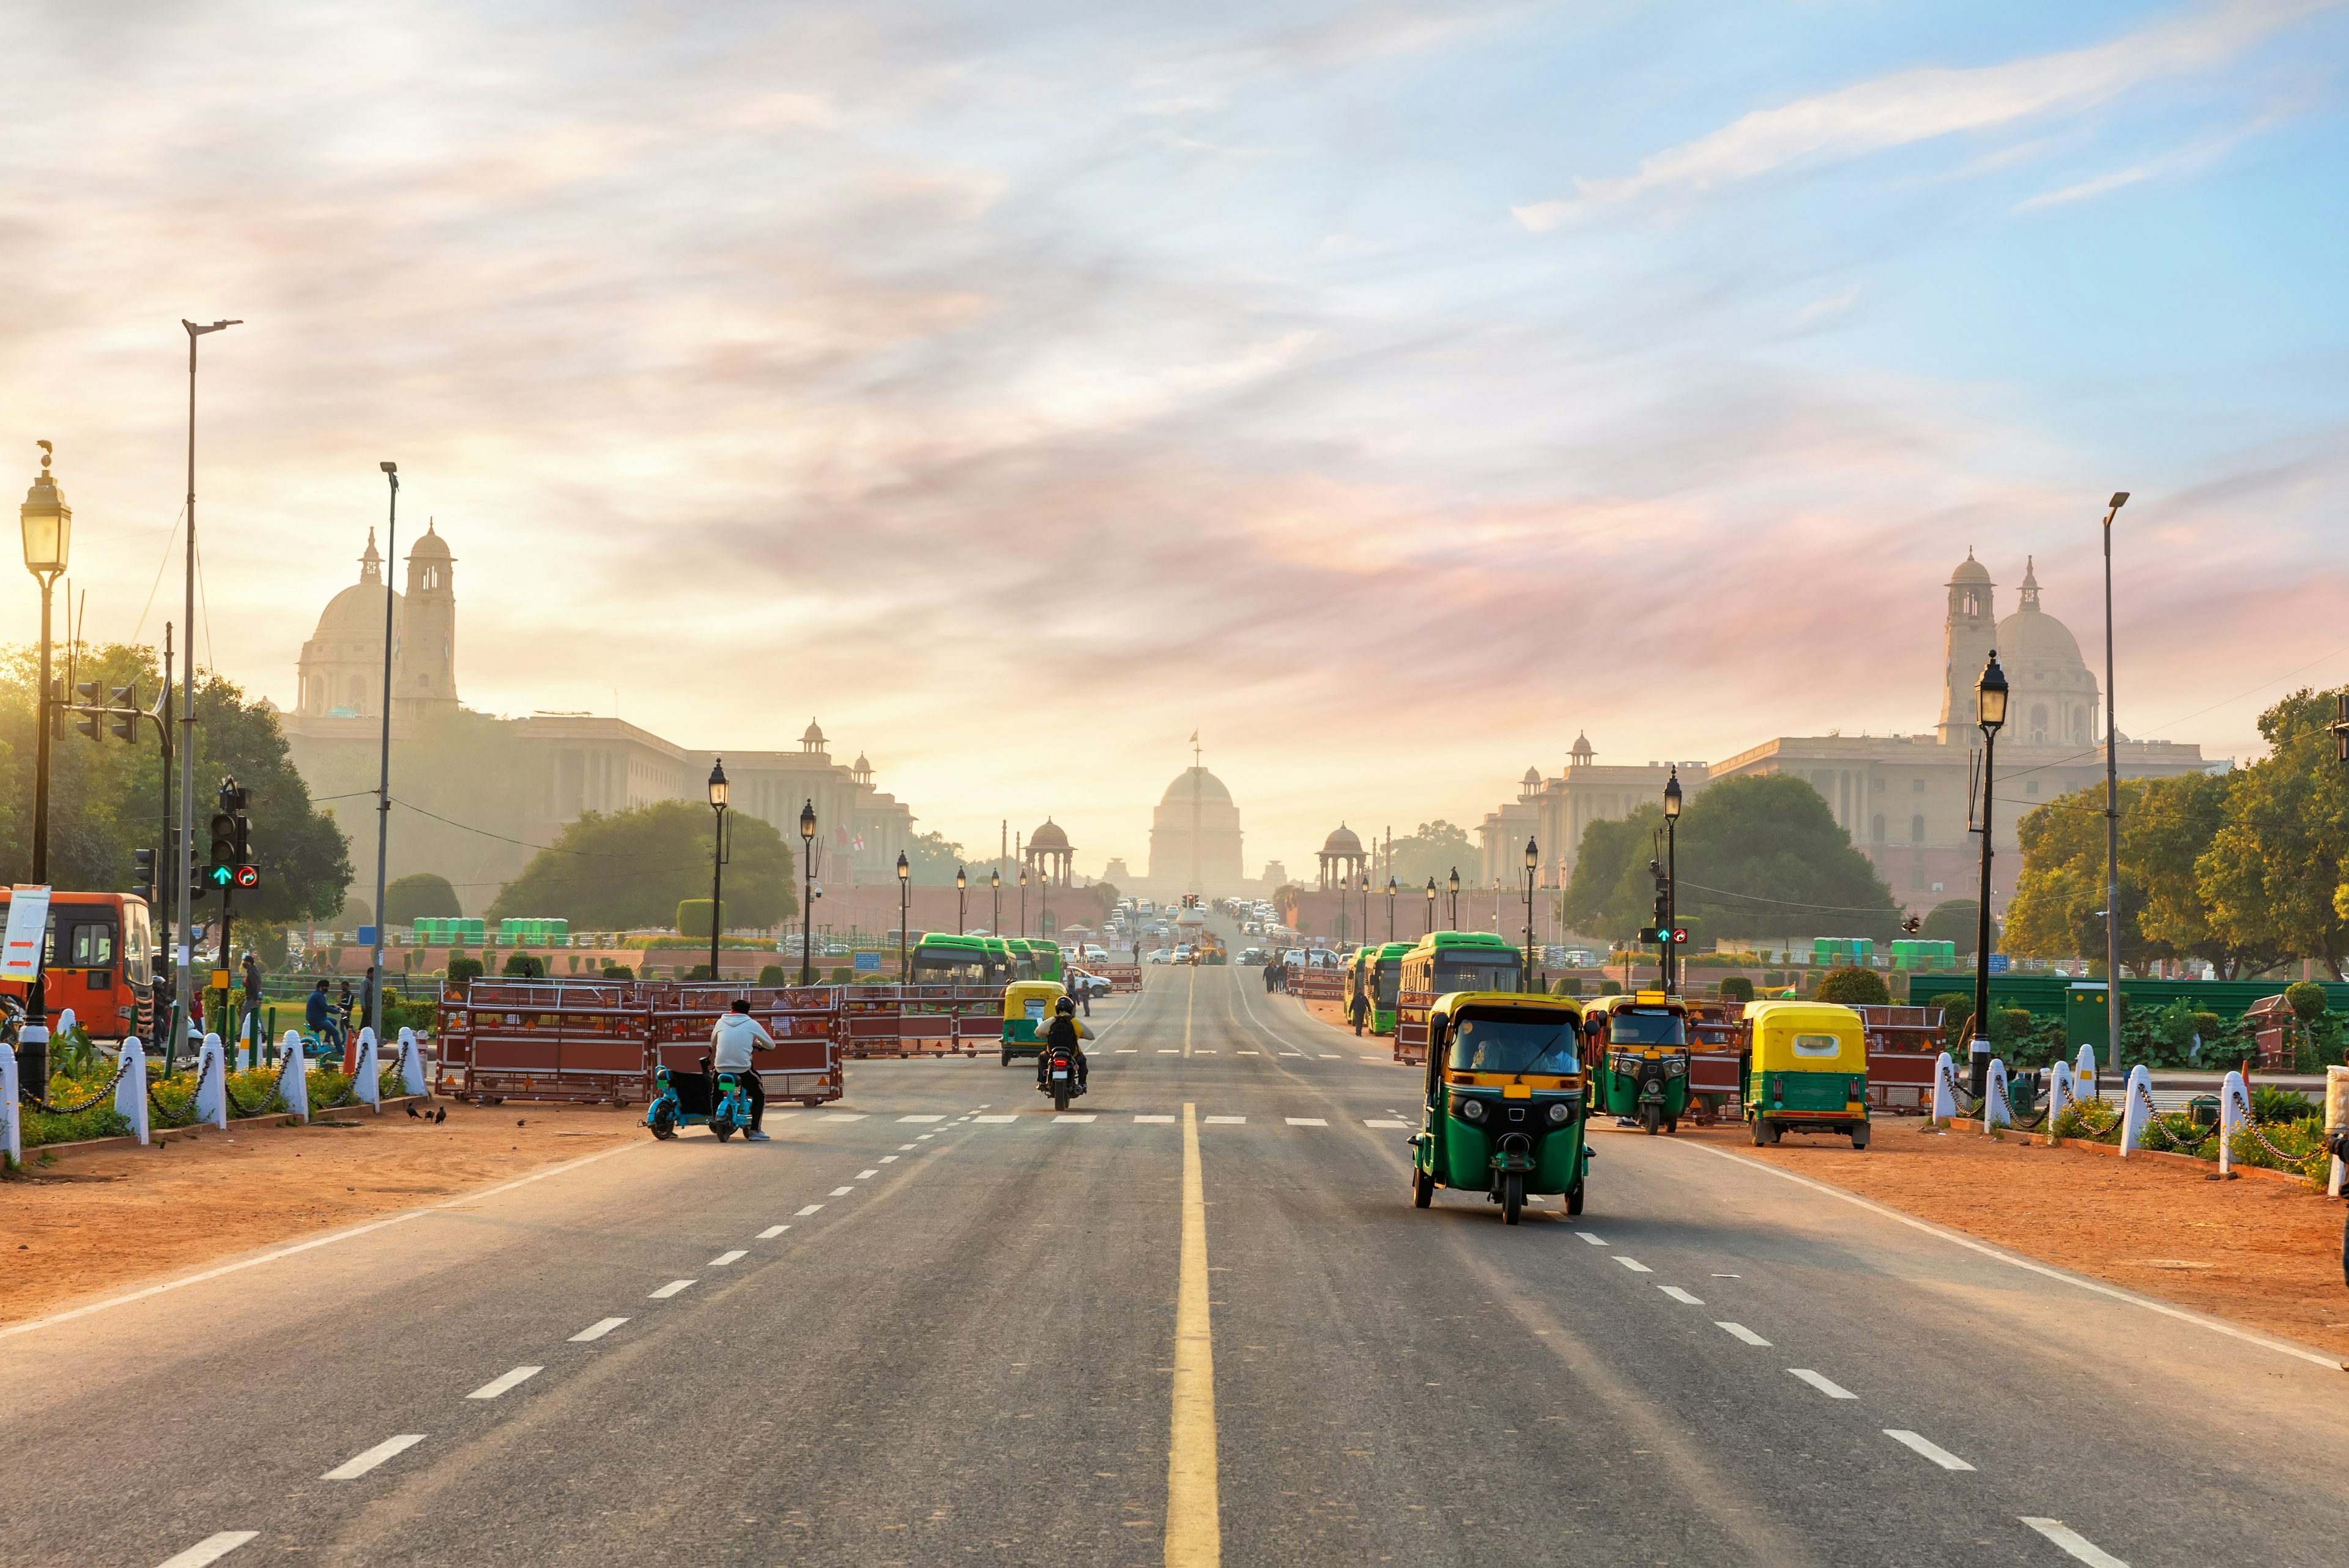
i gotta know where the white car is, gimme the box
[1147,949,1173,965]
[1082,943,1108,961]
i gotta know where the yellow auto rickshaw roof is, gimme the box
[1581,991,1685,1016]
[1744,1000,1865,1032]
[1002,978,1066,1016]
[1430,989,1584,1022]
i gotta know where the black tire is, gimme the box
[1412,1166,1434,1208]
[1565,1175,1584,1216]
[1664,1115,1679,1135]
[1053,1085,1071,1113]
[1851,1122,1871,1151]
[1642,1102,1661,1136]
[1750,1116,1768,1146]
[649,1103,677,1141]
[1764,1120,1783,1146]
[712,1117,736,1142]
[1001,1049,1013,1067]
[1501,1172,1524,1225]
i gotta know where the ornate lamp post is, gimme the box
[1447,866,1460,931]
[706,760,729,983]
[19,444,69,886]
[1522,837,1538,984]
[1019,864,1030,938]
[1385,875,1397,941]
[956,864,968,935]
[1663,768,1683,995]
[797,798,817,984]
[991,866,1001,935]
[1970,652,2010,1100]
[2099,491,2129,1080]
[1424,877,1436,937]
[897,851,911,982]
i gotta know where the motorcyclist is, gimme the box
[709,999,776,1142]
[1035,994,1091,1093]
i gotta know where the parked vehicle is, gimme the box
[1411,991,1590,1223]
[1742,1000,1871,1148]
[0,889,158,1044]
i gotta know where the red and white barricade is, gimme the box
[437,980,653,1105]
[651,983,845,1105]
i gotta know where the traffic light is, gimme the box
[109,685,138,743]
[1638,926,1690,946]
[207,811,237,887]
[73,680,102,741]
[132,847,157,904]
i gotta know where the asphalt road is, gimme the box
[5,960,2348,1567]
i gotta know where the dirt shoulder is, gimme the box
[1650,1119,2349,1356]
[1,1099,644,1329]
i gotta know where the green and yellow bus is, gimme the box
[910,933,1015,987]
[1395,932,1529,1060]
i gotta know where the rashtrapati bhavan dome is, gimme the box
[1476,552,2214,916]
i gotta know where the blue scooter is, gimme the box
[647,1057,757,1142]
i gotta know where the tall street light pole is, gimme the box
[1523,838,1538,986]
[1447,867,1459,931]
[991,868,1001,937]
[1019,865,1029,939]
[897,852,911,983]
[368,461,398,1041]
[797,798,817,984]
[1663,768,1683,996]
[707,759,729,983]
[176,318,239,1064]
[1970,652,2010,1101]
[956,865,967,935]
[18,444,70,1083]
[2099,491,2129,1080]
[1385,876,1397,942]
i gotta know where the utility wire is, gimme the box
[1673,878,1900,915]
[130,503,187,647]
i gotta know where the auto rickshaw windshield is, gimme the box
[1606,1008,1686,1047]
[1447,1011,1581,1075]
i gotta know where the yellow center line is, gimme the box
[1165,1101,1220,1567]
[1184,968,1194,1058]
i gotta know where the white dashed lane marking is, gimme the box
[570,1317,629,1342]
[1204,1115,1246,1124]
[855,1169,880,1179]
[710,1250,747,1266]
[1135,1115,1175,1123]
[757,1225,789,1238]
[650,1279,697,1299]
[1613,1257,1652,1274]
[828,1186,855,1196]
[466,1365,543,1400]
[322,1433,427,1481]
[878,1156,899,1164]
[2021,1518,2128,1566]
[795,1204,823,1216]
[974,1115,1017,1124]
[1364,1118,1409,1128]
[1787,1369,1857,1400]
[1715,1322,1769,1346]
[1285,1118,1328,1127]
[897,1114,944,1123]
[1884,1430,1974,1471]
[155,1531,259,1567]
[1657,1286,1704,1306]
[1576,1232,1607,1246]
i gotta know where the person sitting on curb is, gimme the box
[710,998,776,1142]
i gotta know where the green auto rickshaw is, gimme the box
[1411,991,1590,1224]
[1585,990,1693,1135]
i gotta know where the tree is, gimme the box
[1671,775,1899,943]
[2003,783,2166,974]
[1815,966,1890,1006]
[384,872,461,925]
[2130,771,2273,978]
[1562,805,1663,936]
[904,828,965,884]
[0,644,352,922]
[1919,899,1988,955]
[488,800,797,930]
[2196,690,2349,978]
[1387,820,1475,888]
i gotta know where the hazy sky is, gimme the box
[3,1,2345,878]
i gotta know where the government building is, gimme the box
[1474,553,2214,917]
[277,526,917,916]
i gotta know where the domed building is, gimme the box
[295,524,458,720]
[1316,823,1366,890]
[1146,764,1244,894]
[1025,818,1075,888]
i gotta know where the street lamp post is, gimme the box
[1447,867,1460,931]
[992,868,1001,936]
[798,798,817,984]
[2099,491,2129,1082]
[1523,838,1538,986]
[956,865,968,935]
[18,444,70,1083]
[369,461,398,1041]
[1970,652,2010,1101]
[175,318,239,1071]
[1663,768,1683,996]
[1020,865,1030,938]
[1385,876,1397,941]
[1424,877,1436,937]
[707,760,729,983]
[897,852,911,983]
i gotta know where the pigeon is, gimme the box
[516,1117,526,1127]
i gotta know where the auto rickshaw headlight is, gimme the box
[1546,1102,1570,1124]
[1460,1098,1487,1122]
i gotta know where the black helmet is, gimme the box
[1055,994,1077,1016]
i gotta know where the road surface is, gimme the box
[4,963,2345,1566]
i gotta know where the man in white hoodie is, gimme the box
[710,1000,776,1142]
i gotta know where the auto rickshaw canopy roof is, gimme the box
[1001,978,1067,1019]
[1744,1000,1868,1069]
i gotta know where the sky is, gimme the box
[2,0,2345,881]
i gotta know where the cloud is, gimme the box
[1793,284,1862,325]
[1513,0,2331,229]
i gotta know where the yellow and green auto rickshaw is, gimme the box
[1741,1000,1870,1148]
[1410,991,1590,1224]
[1584,990,1693,1135]
[1000,978,1067,1067]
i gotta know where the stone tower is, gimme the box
[394,521,458,718]
[1936,551,1997,745]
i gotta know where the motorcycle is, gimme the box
[1036,1041,1086,1113]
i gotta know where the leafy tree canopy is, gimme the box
[1671,775,1898,943]
[904,828,966,884]
[1918,899,1988,954]
[2194,689,2349,979]
[1815,965,1890,1006]
[384,872,461,924]
[1386,820,1475,890]
[488,800,796,930]
[0,642,352,923]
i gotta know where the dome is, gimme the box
[314,579,393,637]
[1522,765,1542,787]
[801,718,826,746]
[1949,549,1991,585]
[1321,823,1364,856]
[1159,767,1232,807]
[1029,819,1070,849]
[1995,606,2085,670]
[407,520,451,559]
[852,751,871,773]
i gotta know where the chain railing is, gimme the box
[18,1057,132,1117]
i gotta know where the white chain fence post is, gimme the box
[2117,1063,2154,1156]
[114,1030,150,1145]
[277,1028,310,1121]
[1,1041,20,1167]
[1929,1050,1957,1121]
[396,1027,428,1097]
[2044,1060,2076,1143]
[2217,1068,2251,1179]
[2326,1065,2347,1198]
[354,1027,380,1109]
[1983,1058,2012,1131]
[194,1033,228,1129]
[2074,1041,2099,1102]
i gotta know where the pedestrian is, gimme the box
[360,966,378,1035]
[1349,983,1370,1036]
[1078,973,1093,1018]
[241,950,262,1038]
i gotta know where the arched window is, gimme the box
[2030,703,2049,743]
[1871,814,1886,842]
[349,677,368,710]
[1911,814,1925,843]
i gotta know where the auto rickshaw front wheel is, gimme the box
[1641,1103,1662,1135]
[1412,1166,1434,1208]
[1499,1173,1525,1225]
[1564,1175,1584,1216]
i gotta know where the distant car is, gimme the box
[1280,948,1306,967]
[1147,949,1172,965]
[1083,943,1108,961]
[1173,944,1194,962]
[1239,947,1264,965]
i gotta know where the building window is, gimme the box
[1911,778,1925,793]
[2025,781,2039,797]
[2030,704,2049,743]
[1911,814,1925,843]
[1871,776,1885,793]
[1871,814,1885,842]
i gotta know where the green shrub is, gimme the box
[2227,1116,2331,1185]
[2053,1099,2121,1143]
[830,965,853,983]
[1598,979,1622,995]
[1814,966,1890,1006]
[446,957,484,986]
[757,964,787,985]
[2285,980,2328,1022]
[602,964,634,980]
[2251,1085,2317,1124]
[1718,976,1754,1003]
[500,953,547,979]
[677,899,714,940]
[686,964,714,981]
[1549,978,1581,997]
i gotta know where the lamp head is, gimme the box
[897,852,910,882]
[992,869,1001,888]
[1976,650,2010,734]
[1447,868,1459,893]
[798,797,816,841]
[707,757,729,809]
[956,866,967,890]
[1523,836,1538,871]
[19,442,70,575]
[2109,491,2129,511]
[1663,768,1683,820]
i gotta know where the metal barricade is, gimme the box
[444,980,652,1105]
[650,983,845,1105]
[1689,1050,1743,1123]
[838,984,1003,1059]
[1393,989,1433,1065]
[1094,964,1143,994]
[1285,965,1345,1001]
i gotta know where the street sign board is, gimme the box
[357,925,378,946]
[853,951,881,973]
[1987,954,2009,974]
[1,885,52,983]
